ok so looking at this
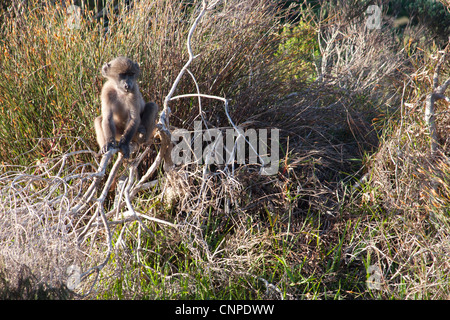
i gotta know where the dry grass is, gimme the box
[352,48,450,298]
[0,138,94,298]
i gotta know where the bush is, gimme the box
[275,21,319,82]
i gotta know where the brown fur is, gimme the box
[94,56,158,158]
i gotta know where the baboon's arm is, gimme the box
[120,107,140,145]
[101,111,116,146]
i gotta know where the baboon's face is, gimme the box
[116,69,137,93]
[102,57,140,93]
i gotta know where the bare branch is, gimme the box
[425,93,439,155]
[108,210,177,228]
[163,0,208,114]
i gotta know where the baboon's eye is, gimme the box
[119,72,134,77]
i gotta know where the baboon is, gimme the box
[94,56,158,158]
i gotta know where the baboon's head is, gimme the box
[102,56,140,93]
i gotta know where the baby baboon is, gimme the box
[94,56,158,158]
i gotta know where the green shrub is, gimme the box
[275,21,319,82]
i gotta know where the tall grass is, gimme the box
[0,2,102,162]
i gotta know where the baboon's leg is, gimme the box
[94,116,106,151]
[137,102,159,144]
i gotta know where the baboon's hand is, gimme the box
[137,125,147,144]
[137,125,146,135]
[118,140,130,158]
[101,141,116,154]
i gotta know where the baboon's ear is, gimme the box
[101,63,111,77]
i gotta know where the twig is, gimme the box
[163,0,208,114]
[154,1,212,174]
[108,210,177,228]
[70,148,119,215]
[123,165,155,236]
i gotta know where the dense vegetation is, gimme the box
[1,0,450,300]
